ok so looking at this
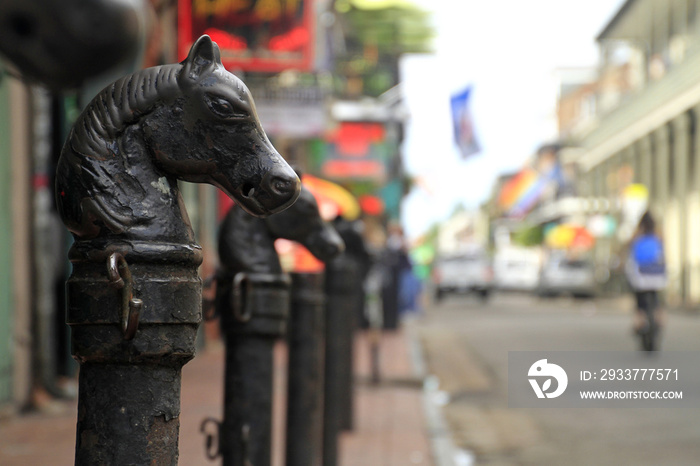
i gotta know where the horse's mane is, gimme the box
[71,64,181,158]
[58,63,185,239]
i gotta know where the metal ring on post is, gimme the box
[233,272,253,323]
[107,252,142,340]
[200,417,222,460]
[231,272,292,324]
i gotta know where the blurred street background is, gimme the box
[5,0,700,464]
[418,291,700,465]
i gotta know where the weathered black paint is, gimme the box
[67,244,201,465]
[56,35,300,244]
[323,253,361,466]
[219,273,290,466]
[286,272,326,466]
[58,35,299,465]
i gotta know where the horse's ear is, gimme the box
[182,35,222,79]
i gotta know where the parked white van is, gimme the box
[493,247,541,292]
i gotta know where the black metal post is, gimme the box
[67,245,201,465]
[330,218,371,432]
[340,276,363,431]
[286,272,326,466]
[56,35,300,465]
[322,253,360,465]
[214,185,342,466]
[220,273,290,466]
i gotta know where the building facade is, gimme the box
[573,0,700,306]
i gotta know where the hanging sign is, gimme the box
[179,0,314,72]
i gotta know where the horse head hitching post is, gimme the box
[210,184,344,466]
[56,35,300,465]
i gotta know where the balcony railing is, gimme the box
[575,42,700,169]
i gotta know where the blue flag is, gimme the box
[450,86,481,159]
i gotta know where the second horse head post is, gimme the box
[214,183,344,466]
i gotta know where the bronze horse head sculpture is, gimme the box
[56,35,301,245]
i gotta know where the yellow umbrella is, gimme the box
[302,174,361,221]
[546,225,576,249]
[545,224,595,250]
[622,183,649,200]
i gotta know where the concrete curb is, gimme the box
[404,320,473,466]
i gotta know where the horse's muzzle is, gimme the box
[306,224,345,263]
[237,165,301,217]
[263,169,300,202]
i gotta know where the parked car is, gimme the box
[493,247,541,292]
[432,252,493,302]
[537,252,596,298]
[494,257,541,292]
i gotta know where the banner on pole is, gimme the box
[450,86,481,159]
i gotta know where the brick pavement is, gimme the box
[0,326,433,466]
[340,330,433,466]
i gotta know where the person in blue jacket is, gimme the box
[626,211,667,334]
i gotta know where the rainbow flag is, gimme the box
[498,165,559,217]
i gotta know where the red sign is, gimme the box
[320,122,390,181]
[322,159,385,178]
[327,123,385,156]
[178,0,314,72]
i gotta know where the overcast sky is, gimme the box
[399,0,627,240]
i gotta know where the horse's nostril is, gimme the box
[241,183,256,198]
[270,177,294,195]
[254,167,301,213]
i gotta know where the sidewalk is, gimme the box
[0,327,433,466]
[340,329,433,466]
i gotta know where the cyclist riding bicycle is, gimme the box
[624,211,667,349]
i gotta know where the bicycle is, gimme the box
[636,290,660,352]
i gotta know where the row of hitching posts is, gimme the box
[204,203,369,466]
[67,204,369,465]
[45,30,374,464]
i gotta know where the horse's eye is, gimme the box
[205,94,246,119]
